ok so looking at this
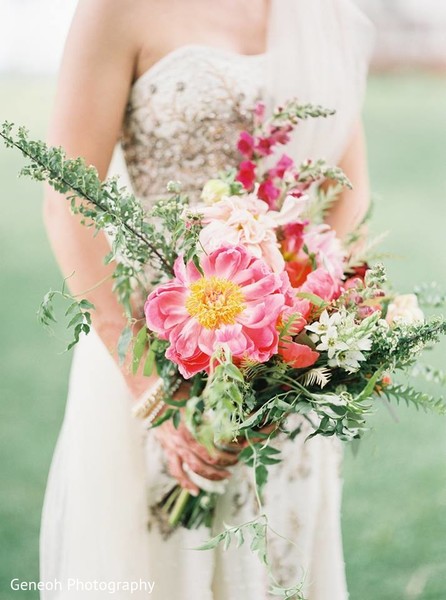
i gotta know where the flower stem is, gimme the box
[162,486,182,513]
[168,488,191,527]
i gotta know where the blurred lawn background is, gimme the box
[0,73,445,599]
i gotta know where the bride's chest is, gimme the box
[120,45,266,200]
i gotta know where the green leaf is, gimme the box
[295,291,327,308]
[67,312,84,328]
[79,299,95,310]
[132,325,148,375]
[262,446,281,456]
[143,346,155,377]
[223,534,232,551]
[355,369,384,404]
[223,363,244,383]
[150,408,175,428]
[194,532,226,551]
[255,464,268,490]
[172,410,181,429]
[235,528,244,548]
[117,325,132,366]
[261,456,282,465]
[65,301,80,316]
[164,396,188,408]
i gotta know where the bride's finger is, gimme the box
[256,422,280,436]
[178,424,242,463]
[188,440,240,467]
[166,452,200,496]
[181,448,232,481]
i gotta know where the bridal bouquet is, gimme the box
[2,100,445,599]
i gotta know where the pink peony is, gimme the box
[300,267,341,302]
[145,245,294,378]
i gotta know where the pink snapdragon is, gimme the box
[237,132,255,159]
[236,160,256,190]
[253,102,266,125]
[257,179,281,207]
[269,154,294,179]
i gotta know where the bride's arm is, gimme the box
[43,0,155,398]
[43,0,240,489]
[324,120,371,240]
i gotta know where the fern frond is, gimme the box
[240,359,268,380]
[300,367,332,389]
[382,384,446,415]
[303,183,342,223]
[344,232,390,273]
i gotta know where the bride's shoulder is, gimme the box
[73,0,149,29]
[67,0,156,71]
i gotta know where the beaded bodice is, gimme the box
[121,45,266,205]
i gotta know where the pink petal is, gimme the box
[215,324,248,356]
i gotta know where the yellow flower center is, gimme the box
[185,276,245,330]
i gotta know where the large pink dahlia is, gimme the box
[144,245,292,378]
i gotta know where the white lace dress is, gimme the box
[40,13,374,597]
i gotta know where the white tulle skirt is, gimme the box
[40,328,348,599]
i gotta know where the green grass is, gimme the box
[0,74,445,599]
[343,73,446,600]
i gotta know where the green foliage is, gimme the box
[364,262,387,288]
[295,159,352,190]
[0,122,204,338]
[239,442,282,497]
[37,287,94,352]
[382,384,446,415]
[370,316,446,372]
[195,515,305,599]
[131,324,149,374]
[117,325,132,365]
[272,101,336,123]
[200,348,248,441]
[303,182,343,224]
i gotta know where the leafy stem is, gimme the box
[0,126,174,275]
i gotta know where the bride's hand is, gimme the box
[154,383,242,495]
[154,384,280,495]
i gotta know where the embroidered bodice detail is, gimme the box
[121,45,266,205]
